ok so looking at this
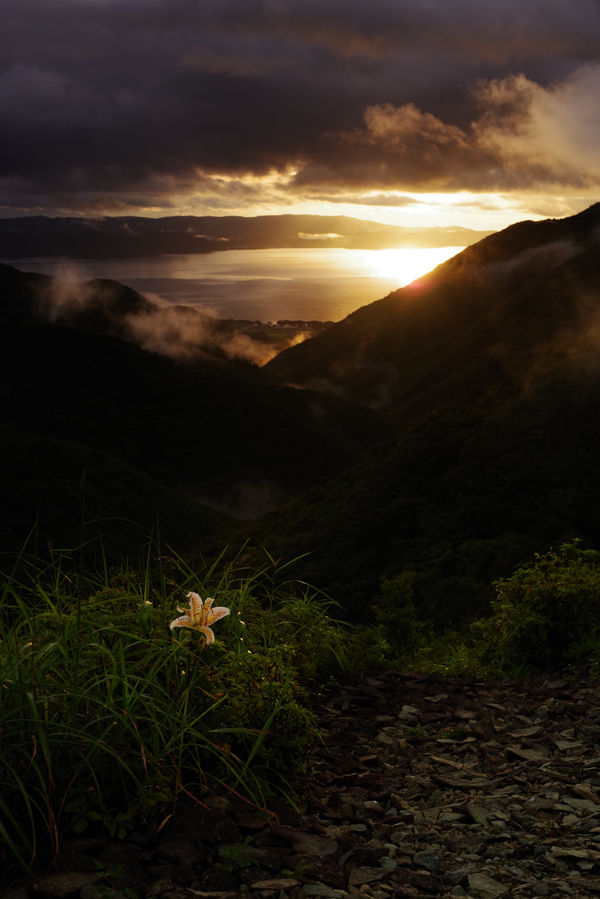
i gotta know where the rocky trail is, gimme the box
[5,668,600,899]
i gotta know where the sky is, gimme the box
[2,0,600,232]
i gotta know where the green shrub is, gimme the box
[211,646,317,777]
[480,541,600,671]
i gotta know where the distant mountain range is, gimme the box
[0,213,491,257]
[2,204,600,631]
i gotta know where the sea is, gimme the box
[2,246,464,323]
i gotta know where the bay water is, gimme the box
[2,246,463,322]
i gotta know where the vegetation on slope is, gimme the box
[253,366,600,628]
[0,426,230,558]
[0,264,388,554]
[253,204,600,624]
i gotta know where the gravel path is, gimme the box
[6,668,600,898]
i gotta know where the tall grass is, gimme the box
[0,540,349,876]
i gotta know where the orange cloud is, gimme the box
[473,64,600,185]
[294,64,600,194]
[363,103,469,150]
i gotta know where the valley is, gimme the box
[1,204,600,628]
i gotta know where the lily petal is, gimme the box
[206,606,230,626]
[170,614,194,630]
[186,592,204,624]
[197,625,216,644]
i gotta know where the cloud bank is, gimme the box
[1,0,599,219]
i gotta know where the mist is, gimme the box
[32,265,305,367]
[195,478,289,520]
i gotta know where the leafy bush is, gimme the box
[479,541,600,671]
[212,646,316,776]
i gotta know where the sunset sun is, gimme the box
[365,246,465,286]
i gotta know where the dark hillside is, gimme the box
[265,203,600,418]
[0,426,230,557]
[0,265,388,553]
[255,204,600,625]
[255,365,600,627]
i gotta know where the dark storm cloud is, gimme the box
[223,0,600,64]
[1,0,600,214]
[295,66,600,194]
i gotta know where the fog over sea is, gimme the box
[3,246,464,322]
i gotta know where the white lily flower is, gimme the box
[170,592,230,644]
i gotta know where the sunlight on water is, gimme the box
[3,246,465,321]
[361,246,465,285]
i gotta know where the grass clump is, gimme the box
[0,543,349,876]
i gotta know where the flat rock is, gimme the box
[249,877,299,889]
[413,850,440,871]
[270,825,338,856]
[347,865,388,886]
[31,873,101,898]
[467,872,508,897]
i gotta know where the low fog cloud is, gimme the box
[33,267,304,367]
[516,285,600,399]
[123,302,275,365]
[197,478,289,520]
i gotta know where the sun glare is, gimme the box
[366,246,465,286]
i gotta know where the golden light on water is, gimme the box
[364,246,465,286]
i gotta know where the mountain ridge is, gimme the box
[0,213,491,257]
